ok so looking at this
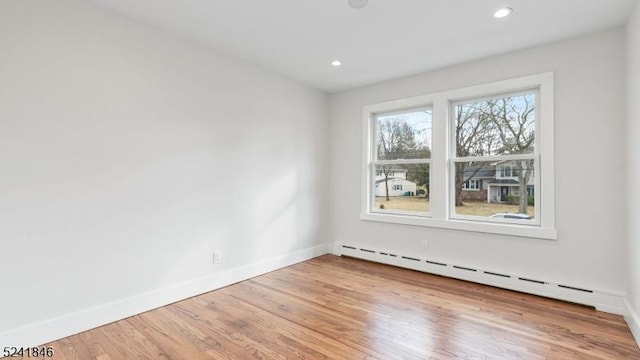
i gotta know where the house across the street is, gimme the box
[375,169,417,197]
[461,160,535,203]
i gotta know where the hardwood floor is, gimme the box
[33,255,640,359]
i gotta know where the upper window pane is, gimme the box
[454,93,536,157]
[376,109,432,160]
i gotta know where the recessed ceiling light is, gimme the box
[348,0,368,9]
[331,60,342,67]
[494,7,513,19]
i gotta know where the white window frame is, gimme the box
[361,73,556,240]
[450,90,539,226]
[369,106,432,217]
[499,166,512,178]
[462,179,480,191]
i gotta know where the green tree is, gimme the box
[405,147,431,198]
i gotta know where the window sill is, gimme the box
[360,212,557,240]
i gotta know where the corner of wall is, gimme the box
[625,298,640,348]
[0,243,331,348]
[626,0,640,350]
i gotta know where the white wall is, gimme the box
[626,0,640,344]
[0,0,329,343]
[329,29,627,294]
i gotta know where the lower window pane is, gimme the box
[373,164,430,215]
[453,160,535,221]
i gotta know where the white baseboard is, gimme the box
[625,298,640,349]
[333,241,626,315]
[0,243,331,348]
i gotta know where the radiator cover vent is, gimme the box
[335,242,623,314]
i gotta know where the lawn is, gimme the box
[375,196,430,213]
[456,201,535,217]
[374,197,535,217]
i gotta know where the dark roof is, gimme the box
[376,168,407,171]
[376,176,415,184]
[462,166,496,178]
[487,179,520,185]
[375,177,409,183]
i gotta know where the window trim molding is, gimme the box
[361,72,556,240]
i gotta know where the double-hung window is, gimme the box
[369,108,432,216]
[361,73,556,239]
[451,91,538,223]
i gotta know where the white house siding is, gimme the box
[375,178,417,197]
[488,184,535,203]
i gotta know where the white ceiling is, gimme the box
[91,0,638,92]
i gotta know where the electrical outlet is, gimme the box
[420,240,429,251]
[213,251,222,264]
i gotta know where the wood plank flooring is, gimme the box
[30,255,640,359]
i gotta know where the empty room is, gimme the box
[2,0,640,358]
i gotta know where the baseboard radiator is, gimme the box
[334,243,625,315]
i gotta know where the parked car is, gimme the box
[489,213,533,220]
